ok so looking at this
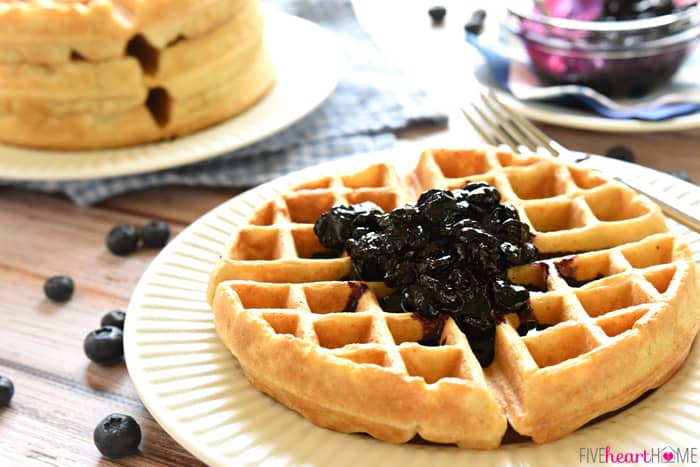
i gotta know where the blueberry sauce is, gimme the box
[415,314,447,346]
[342,282,368,313]
[313,183,539,367]
[555,257,605,287]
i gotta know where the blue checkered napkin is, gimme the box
[14,0,447,206]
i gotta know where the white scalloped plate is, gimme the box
[0,10,343,181]
[124,149,700,467]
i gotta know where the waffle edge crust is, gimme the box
[0,0,275,149]
[209,147,700,448]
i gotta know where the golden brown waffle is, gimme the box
[501,233,699,442]
[0,0,274,149]
[411,148,668,253]
[212,280,507,448]
[209,147,700,447]
[208,162,410,302]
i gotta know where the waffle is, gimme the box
[208,162,410,299]
[0,0,274,149]
[209,147,700,447]
[411,148,668,254]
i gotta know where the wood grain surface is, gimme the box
[1,1,700,465]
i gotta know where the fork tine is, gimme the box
[466,92,700,233]
[465,103,520,152]
[461,107,498,146]
[471,104,520,151]
[462,106,518,151]
[483,89,564,157]
[479,93,536,155]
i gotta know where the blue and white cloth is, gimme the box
[13,0,447,206]
[467,32,700,120]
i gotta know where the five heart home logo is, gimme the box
[660,445,677,463]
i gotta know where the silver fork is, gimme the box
[462,90,700,232]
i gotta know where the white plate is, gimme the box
[0,11,343,181]
[124,149,700,467]
[471,7,700,133]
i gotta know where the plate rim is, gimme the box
[0,10,343,181]
[489,84,700,133]
[124,147,700,467]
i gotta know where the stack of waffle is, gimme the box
[0,0,274,149]
[209,147,700,448]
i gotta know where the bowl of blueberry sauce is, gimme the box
[506,0,700,97]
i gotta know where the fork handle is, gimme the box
[613,177,700,232]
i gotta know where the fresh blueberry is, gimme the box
[43,275,74,303]
[140,220,170,248]
[101,310,126,330]
[107,224,139,256]
[84,326,124,364]
[464,9,486,35]
[93,413,141,459]
[428,5,446,24]
[0,375,14,406]
[605,145,636,163]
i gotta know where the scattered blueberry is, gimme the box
[101,310,126,330]
[93,413,141,459]
[465,9,486,35]
[140,220,170,248]
[0,375,14,406]
[428,5,446,24]
[43,275,74,303]
[664,170,692,183]
[84,326,124,364]
[605,145,636,163]
[314,183,539,367]
[106,224,139,256]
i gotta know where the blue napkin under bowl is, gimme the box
[467,31,700,121]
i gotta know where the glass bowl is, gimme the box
[506,1,700,97]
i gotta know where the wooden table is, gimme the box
[1,2,699,465]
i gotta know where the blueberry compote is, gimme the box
[313,182,539,367]
[542,0,689,22]
[521,0,699,97]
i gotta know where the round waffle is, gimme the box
[208,147,700,448]
[0,0,274,149]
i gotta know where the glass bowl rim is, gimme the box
[507,2,700,32]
